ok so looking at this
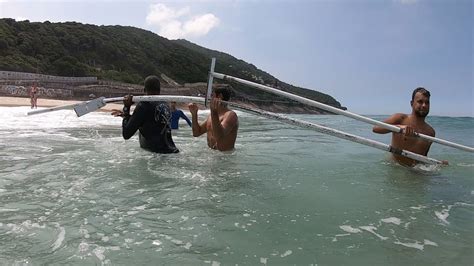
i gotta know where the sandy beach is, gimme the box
[0,96,202,113]
[0,96,124,111]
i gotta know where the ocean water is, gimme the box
[0,106,473,265]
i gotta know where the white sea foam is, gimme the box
[434,202,473,225]
[93,246,106,261]
[78,242,89,253]
[412,163,441,173]
[381,217,402,225]
[435,206,452,225]
[404,222,411,229]
[394,240,424,250]
[393,238,438,251]
[339,225,362,233]
[171,239,183,245]
[0,208,19,212]
[133,205,146,211]
[424,239,438,246]
[359,226,388,240]
[457,163,474,167]
[332,233,351,242]
[131,222,142,228]
[280,250,292,257]
[410,205,426,210]
[0,107,121,130]
[51,226,66,251]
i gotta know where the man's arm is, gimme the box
[188,103,207,137]
[179,110,192,127]
[122,101,145,139]
[372,113,405,134]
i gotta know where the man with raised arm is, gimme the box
[111,75,179,154]
[373,87,447,166]
[188,87,238,151]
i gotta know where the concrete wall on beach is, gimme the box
[0,71,326,113]
[0,85,74,98]
[0,71,97,84]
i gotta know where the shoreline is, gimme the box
[0,96,123,111]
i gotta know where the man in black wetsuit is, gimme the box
[111,75,179,153]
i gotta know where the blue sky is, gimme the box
[1,0,472,116]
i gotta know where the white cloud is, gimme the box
[160,20,184,40]
[146,3,219,39]
[183,13,219,37]
[146,3,189,24]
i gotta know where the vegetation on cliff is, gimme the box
[0,18,345,110]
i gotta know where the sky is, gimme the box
[0,0,472,116]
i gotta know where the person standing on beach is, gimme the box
[188,87,238,151]
[372,87,447,166]
[111,76,179,154]
[30,83,38,109]
[170,101,192,130]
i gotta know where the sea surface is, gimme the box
[0,106,473,265]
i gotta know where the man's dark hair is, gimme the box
[144,75,161,94]
[214,87,231,101]
[411,87,430,101]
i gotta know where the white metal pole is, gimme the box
[227,102,442,165]
[26,94,441,164]
[211,72,474,153]
[205,58,216,107]
[27,96,206,116]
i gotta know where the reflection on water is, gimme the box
[0,107,473,265]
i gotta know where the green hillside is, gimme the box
[0,18,345,110]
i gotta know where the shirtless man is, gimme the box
[373,87,447,166]
[188,87,238,151]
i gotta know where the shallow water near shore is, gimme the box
[0,106,473,265]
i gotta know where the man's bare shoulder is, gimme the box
[384,113,408,124]
[393,113,408,119]
[222,110,238,128]
[422,123,436,136]
[224,109,238,119]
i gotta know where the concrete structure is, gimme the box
[0,71,97,84]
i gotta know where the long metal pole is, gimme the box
[227,102,442,165]
[27,96,206,116]
[26,95,441,164]
[211,71,473,153]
